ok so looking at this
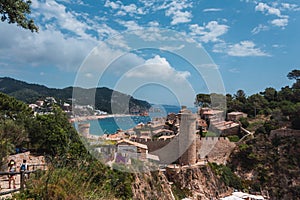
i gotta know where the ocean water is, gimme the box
[79,105,197,136]
[88,115,151,135]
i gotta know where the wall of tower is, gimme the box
[178,110,197,165]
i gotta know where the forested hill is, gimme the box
[0,77,151,113]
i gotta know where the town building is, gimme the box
[227,111,248,121]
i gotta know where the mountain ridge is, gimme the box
[0,77,151,114]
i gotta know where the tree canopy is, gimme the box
[287,69,300,81]
[0,0,38,32]
[195,69,300,130]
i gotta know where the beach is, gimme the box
[69,114,137,123]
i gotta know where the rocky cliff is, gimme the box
[131,165,232,200]
[132,170,174,200]
[228,134,300,199]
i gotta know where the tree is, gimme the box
[195,93,211,107]
[261,87,277,102]
[234,89,247,103]
[246,94,268,117]
[287,69,300,89]
[239,117,249,128]
[0,0,38,32]
[0,93,33,166]
[28,106,86,158]
[291,103,300,130]
[287,69,300,81]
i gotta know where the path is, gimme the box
[0,152,46,199]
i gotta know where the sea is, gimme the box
[77,105,197,136]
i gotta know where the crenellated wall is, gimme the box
[269,128,300,139]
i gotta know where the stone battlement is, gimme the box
[269,128,300,139]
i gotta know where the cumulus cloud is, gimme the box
[213,41,270,57]
[117,20,143,31]
[148,21,159,27]
[164,0,193,25]
[125,55,190,81]
[271,18,289,28]
[104,0,121,9]
[31,0,94,40]
[104,0,145,16]
[281,3,300,11]
[0,0,118,73]
[0,23,96,72]
[189,21,229,43]
[255,2,282,17]
[254,2,290,28]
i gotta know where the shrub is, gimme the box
[228,135,240,142]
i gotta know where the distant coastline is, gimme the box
[69,114,140,123]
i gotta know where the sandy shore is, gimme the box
[69,114,138,123]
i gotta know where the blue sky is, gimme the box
[0,0,299,106]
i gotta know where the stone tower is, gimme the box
[178,109,197,165]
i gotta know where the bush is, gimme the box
[209,162,243,190]
[15,160,133,200]
[239,117,249,128]
[228,135,240,142]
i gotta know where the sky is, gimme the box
[0,0,299,107]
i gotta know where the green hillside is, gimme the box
[0,77,151,114]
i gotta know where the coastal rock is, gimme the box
[132,170,174,200]
[165,165,231,200]
[131,165,232,200]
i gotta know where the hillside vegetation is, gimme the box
[229,134,300,199]
[0,92,134,199]
[0,77,150,114]
[196,70,300,199]
[196,69,300,131]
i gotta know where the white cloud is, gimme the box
[189,21,229,43]
[164,0,193,25]
[31,0,94,40]
[271,18,288,28]
[105,0,145,16]
[281,3,300,11]
[254,2,290,28]
[117,20,143,31]
[107,53,145,76]
[123,4,137,13]
[125,55,190,81]
[213,41,270,57]
[0,23,96,71]
[148,21,159,27]
[116,10,126,16]
[255,2,282,17]
[229,68,240,73]
[203,8,222,12]
[170,11,192,25]
[5,0,123,74]
[104,0,121,9]
[251,24,269,34]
